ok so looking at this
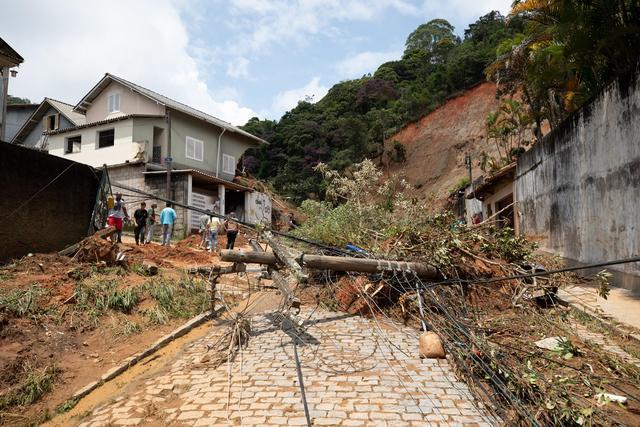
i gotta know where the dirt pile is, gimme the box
[383,83,501,204]
[0,231,242,425]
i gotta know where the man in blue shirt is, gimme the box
[160,202,177,246]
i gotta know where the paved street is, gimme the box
[78,308,496,426]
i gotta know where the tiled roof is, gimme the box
[45,114,164,135]
[11,98,87,144]
[75,73,267,145]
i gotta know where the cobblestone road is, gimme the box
[78,308,496,426]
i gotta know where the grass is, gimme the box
[118,318,142,336]
[0,365,58,410]
[144,277,209,324]
[0,285,49,318]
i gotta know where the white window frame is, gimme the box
[65,135,82,154]
[107,91,121,114]
[185,136,204,161]
[222,153,236,175]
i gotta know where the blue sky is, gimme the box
[2,0,511,125]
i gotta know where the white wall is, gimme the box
[48,118,146,168]
[245,191,272,225]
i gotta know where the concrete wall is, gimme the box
[0,142,100,260]
[170,110,256,180]
[5,104,37,142]
[516,68,640,290]
[47,118,152,167]
[85,81,164,123]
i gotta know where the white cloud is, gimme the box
[420,0,513,29]
[225,0,421,55]
[336,49,402,78]
[271,77,329,116]
[226,57,250,78]
[1,0,255,125]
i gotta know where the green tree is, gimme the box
[404,19,460,63]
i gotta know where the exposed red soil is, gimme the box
[0,232,249,425]
[383,83,501,205]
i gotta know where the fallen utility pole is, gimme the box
[220,250,438,279]
[264,231,309,284]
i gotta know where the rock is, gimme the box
[534,337,564,351]
[419,331,445,359]
[596,393,627,405]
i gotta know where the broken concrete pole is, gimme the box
[302,254,438,279]
[221,249,277,265]
[419,331,445,359]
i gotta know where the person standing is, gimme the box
[107,192,129,243]
[160,202,177,246]
[224,212,239,250]
[207,214,221,254]
[145,203,157,244]
[199,210,211,249]
[133,202,149,245]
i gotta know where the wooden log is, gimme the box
[301,254,438,279]
[220,249,277,265]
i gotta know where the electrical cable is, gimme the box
[293,338,312,427]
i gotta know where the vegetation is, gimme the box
[294,160,536,272]
[242,12,523,202]
[0,364,58,410]
[487,0,640,134]
[7,95,32,105]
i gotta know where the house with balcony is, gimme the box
[45,73,271,237]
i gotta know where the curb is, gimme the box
[69,308,221,402]
[558,295,640,346]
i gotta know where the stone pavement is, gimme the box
[77,309,496,426]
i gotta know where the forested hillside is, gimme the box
[243,1,640,203]
[242,11,522,202]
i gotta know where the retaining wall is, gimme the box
[0,142,101,261]
[516,69,640,291]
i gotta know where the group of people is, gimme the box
[198,209,239,254]
[106,193,177,246]
[106,193,240,252]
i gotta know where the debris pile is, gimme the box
[283,161,640,425]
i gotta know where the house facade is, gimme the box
[0,36,24,141]
[11,98,85,148]
[44,73,270,237]
[5,103,38,142]
[465,163,516,229]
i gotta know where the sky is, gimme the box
[1,0,512,125]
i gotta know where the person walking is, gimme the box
[160,202,177,246]
[133,202,148,245]
[224,212,239,250]
[145,203,157,244]
[107,192,129,243]
[208,214,221,254]
[199,210,211,250]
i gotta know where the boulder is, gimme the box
[419,331,445,359]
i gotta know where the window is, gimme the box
[97,129,115,148]
[44,114,59,131]
[222,154,236,174]
[65,136,81,154]
[185,136,203,161]
[107,92,120,113]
